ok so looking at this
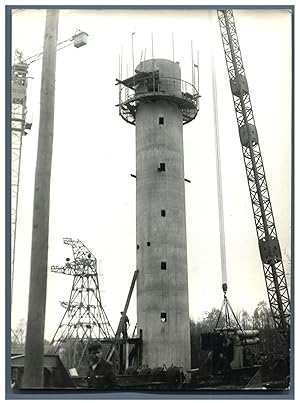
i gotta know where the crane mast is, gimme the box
[217,10,290,339]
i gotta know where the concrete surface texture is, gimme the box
[135,59,191,373]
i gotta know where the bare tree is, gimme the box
[12,319,26,345]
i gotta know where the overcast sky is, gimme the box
[10,7,292,340]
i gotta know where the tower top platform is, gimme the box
[116,58,200,125]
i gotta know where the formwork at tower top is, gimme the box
[116,58,200,125]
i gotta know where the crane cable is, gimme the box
[209,11,228,294]
[209,11,245,334]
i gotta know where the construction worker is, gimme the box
[87,341,118,389]
[58,347,67,368]
[120,311,130,339]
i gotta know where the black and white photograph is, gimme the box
[8,4,293,397]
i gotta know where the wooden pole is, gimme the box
[125,342,129,370]
[107,270,139,361]
[23,9,59,388]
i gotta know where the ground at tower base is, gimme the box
[11,320,290,391]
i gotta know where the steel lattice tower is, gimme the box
[11,51,31,297]
[50,238,115,371]
[217,10,291,338]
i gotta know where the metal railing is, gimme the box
[119,75,199,110]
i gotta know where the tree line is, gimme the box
[12,300,283,365]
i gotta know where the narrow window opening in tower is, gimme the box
[161,312,167,322]
[147,241,151,247]
[161,210,166,217]
[161,261,167,270]
[159,117,164,125]
[158,163,165,172]
[137,244,140,250]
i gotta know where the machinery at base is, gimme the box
[201,328,260,375]
[200,284,260,379]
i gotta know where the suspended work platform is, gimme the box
[116,66,200,125]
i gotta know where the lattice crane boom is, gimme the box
[217,10,290,338]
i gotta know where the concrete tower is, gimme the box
[117,58,199,373]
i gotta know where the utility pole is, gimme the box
[23,9,59,388]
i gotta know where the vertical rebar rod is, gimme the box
[191,41,194,90]
[151,32,155,90]
[120,46,123,80]
[143,48,146,69]
[131,32,135,76]
[118,53,121,107]
[197,50,200,95]
[172,32,175,61]
[126,64,129,99]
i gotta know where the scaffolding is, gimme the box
[116,68,200,125]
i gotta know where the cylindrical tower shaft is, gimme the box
[117,58,199,374]
[136,98,190,370]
